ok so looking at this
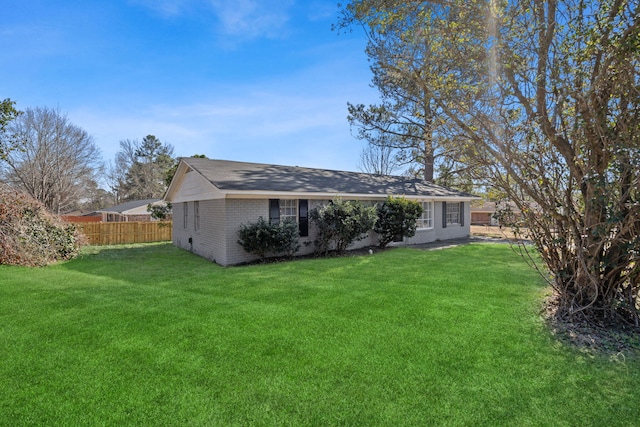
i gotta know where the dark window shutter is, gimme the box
[460,202,465,226]
[299,199,308,237]
[269,199,280,224]
[442,201,447,228]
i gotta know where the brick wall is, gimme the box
[172,198,471,266]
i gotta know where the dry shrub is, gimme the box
[0,185,85,266]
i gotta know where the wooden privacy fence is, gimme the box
[73,221,172,246]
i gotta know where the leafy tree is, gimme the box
[340,0,640,327]
[0,106,102,214]
[0,98,21,160]
[374,196,422,248]
[310,198,377,255]
[337,2,487,182]
[237,217,300,261]
[113,135,175,201]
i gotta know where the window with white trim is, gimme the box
[446,202,460,225]
[416,201,433,229]
[279,199,297,223]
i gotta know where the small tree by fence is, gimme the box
[73,221,172,245]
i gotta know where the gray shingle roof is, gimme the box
[98,199,162,213]
[183,158,475,199]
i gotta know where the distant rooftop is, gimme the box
[98,199,162,213]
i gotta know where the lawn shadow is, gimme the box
[59,242,218,284]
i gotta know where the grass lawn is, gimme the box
[1,243,639,426]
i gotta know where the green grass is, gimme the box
[1,243,639,426]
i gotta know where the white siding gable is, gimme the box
[169,168,224,203]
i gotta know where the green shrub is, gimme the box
[237,217,301,261]
[310,198,377,255]
[147,202,172,221]
[0,185,84,266]
[374,196,423,248]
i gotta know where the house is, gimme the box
[164,157,478,266]
[470,202,497,226]
[470,201,522,226]
[95,199,169,222]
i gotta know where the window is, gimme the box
[194,201,200,231]
[446,202,460,225]
[442,202,465,227]
[280,199,297,223]
[269,199,308,237]
[416,201,433,229]
[183,202,188,229]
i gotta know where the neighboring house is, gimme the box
[95,199,169,222]
[470,202,497,226]
[470,201,522,226]
[165,157,478,266]
[61,211,102,223]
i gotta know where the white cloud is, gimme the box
[67,34,379,173]
[208,0,294,40]
[70,72,376,173]
[131,0,295,43]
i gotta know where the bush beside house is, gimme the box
[237,197,428,262]
[310,199,377,255]
[237,217,300,262]
[375,197,423,248]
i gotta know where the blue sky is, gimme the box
[1,0,378,174]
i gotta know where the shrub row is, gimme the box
[237,197,422,262]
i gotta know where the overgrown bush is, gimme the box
[0,185,85,266]
[237,217,300,261]
[310,198,377,255]
[374,196,423,248]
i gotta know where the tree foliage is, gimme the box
[340,0,640,326]
[0,184,84,266]
[337,2,487,182]
[147,202,172,221]
[310,198,377,255]
[374,196,423,248]
[0,106,102,214]
[0,98,21,160]
[237,217,301,261]
[110,135,175,202]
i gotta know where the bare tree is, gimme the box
[357,140,401,175]
[0,106,102,214]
